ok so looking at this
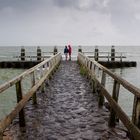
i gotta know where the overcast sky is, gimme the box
[0,0,140,46]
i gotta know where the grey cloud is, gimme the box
[52,0,77,8]
[0,0,110,15]
[0,0,140,45]
[52,0,109,13]
[0,0,52,13]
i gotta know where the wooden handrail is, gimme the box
[78,52,140,140]
[78,52,140,97]
[0,53,60,94]
[0,53,61,138]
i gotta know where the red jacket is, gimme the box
[68,45,72,54]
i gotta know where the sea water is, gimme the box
[0,45,140,120]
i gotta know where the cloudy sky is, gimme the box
[0,0,140,46]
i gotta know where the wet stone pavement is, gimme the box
[6,61,129,140]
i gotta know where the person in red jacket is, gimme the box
[68,45,72,61]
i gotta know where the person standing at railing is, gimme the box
[68,44,72,61]
[64,46,69,60]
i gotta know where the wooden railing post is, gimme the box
[90,61,92,70]
[98,71,106,107]
[15,81,25,127]
[78,46,82,52]
[91,64,96,93]
[31,72,37,104]
[94,46,99,61]
[53,46,58,55]
[40,68,45,93]
[21,46,25,61]
[108,80,120,127]
[111,45,115,61]
[0,134,2,140]
[37,46,41,61]
[132,96,140,129]
[120,53,122,62]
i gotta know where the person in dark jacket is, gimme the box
[64,46,69,60]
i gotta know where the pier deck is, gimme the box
[4,61,128,140]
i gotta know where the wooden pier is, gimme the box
[0,60,136,68]
[0,61,40,68]
[82,46,137,68]
[0,46,56,68]
[0,50,139,139]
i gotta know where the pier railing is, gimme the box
[13,51,54,61]
[0,53,61,139]
[83,51,126,62]
[78,52,140,140]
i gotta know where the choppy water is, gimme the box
[0,45,140,120]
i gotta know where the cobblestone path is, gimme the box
[6,61,129,140]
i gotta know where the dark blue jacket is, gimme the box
[64,47,69,53]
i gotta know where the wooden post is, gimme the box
[31,72,37,104]
[132,96,140,129]
[90,61,92,70]
[120,53,122,62]
[98,71,106,107]
[16,81,25,127]
[94,46,99,61]
[91,63,96,93]
[0,132,3,140]
[21,46,25,61]
[53,46,58,55]
[40,67,45,93]
[37,46,41,61]
[78,46,82,52]
[41,83,45,93]
[111,45,115,61]
[108,80,120,127]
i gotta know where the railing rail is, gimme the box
[0,53,61,139]
[78,52,140,140]
[83,51,126,61]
